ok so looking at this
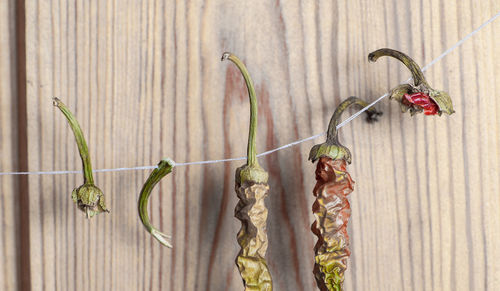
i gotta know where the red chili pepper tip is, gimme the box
[403,92,439,115]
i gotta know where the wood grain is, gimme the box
[1,0,498,290]
[0,0,21,290]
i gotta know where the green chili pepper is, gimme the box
[222,52,273,291]
[53,97,109,218]
[368,48,454,116]
[310,97,381,291]
[138,158,174,248]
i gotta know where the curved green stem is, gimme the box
[138,158,175,248]
[368,48,429,87]
[309,97,381,163]
[53,97,94,184]
[326,97,381,144]
[221,52,258,168]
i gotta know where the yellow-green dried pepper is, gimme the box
[222,52,273,291]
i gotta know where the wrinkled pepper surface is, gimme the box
[223,52,273,291]
[309,97,382,291]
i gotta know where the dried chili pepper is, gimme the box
[368,48,455,116]
[222,52,273,291]
[138,158,174,248]
[53,97,109,218]
[309,97,382,291]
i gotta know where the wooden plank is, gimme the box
[22,0,500,290]
[0,0,21,290]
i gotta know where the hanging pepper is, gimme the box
[138,158,174,248]
[309,97,382,291]
[368,48,455,116]
[222,52,273,291]
[53,97,109,218]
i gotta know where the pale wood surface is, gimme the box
[0,0,19,290]
[1,0,498,290]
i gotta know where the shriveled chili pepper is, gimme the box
[368,48,455,116]
[309,97,382,291]
[53,97,109,218]
[138,158,174,248]
[222,52,273,291]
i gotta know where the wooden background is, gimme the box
[1,0,499,290]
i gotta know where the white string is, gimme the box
[1,11,499,176]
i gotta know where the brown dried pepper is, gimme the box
[222,52,273,291]
[309,97,382,291]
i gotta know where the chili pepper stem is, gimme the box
[309,96,382,164]
[222,52,268,184]
[326,97,381,144]
[53,97,94,184]
[368,48,429,88]
[138,158,175,248]
[53,97,108,218]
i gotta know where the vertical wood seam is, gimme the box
[14,0,31,290]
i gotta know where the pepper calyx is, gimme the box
[236,163,269,185]
[72,183,109,219]
[388,84,454,116]
[309,142,352,164]
[429,89,455,115]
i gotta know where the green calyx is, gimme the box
[429,89,455,115]
[309,96,382,164]
[138,158,175,248]
[368,48,455,116]
[309,143,352,164]
[222,52,268,184]
[72,184,109,219]
[53,97,109,218]
[388,84,455,116]
[236,164,269,185]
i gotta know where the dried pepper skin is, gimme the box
[403,92,439,115]
[235,171,272,291]
[312,157,354,291]
[309,96,381,291]
[223,52,273,290]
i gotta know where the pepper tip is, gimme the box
[367,52,378,62]
[52,97,61,107]
[162,158,176,168]
[221,52,231,61]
